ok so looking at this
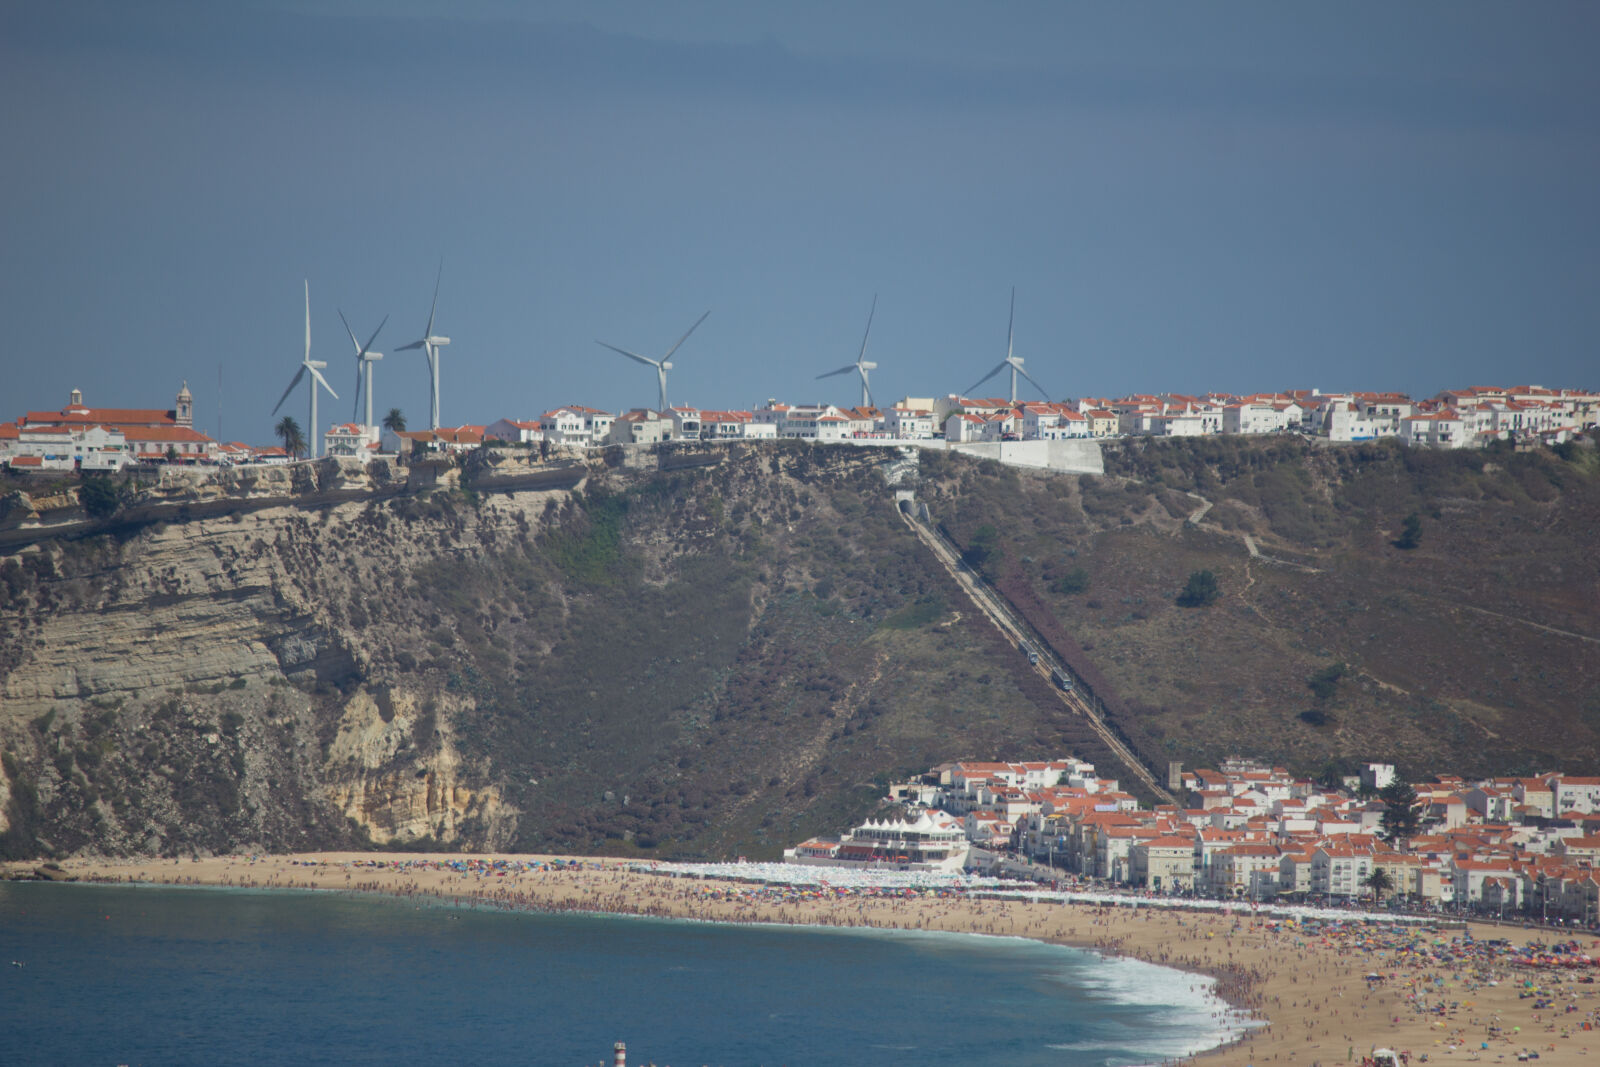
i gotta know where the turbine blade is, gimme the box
[396,339,426,352]
[272,366,306,415]
[596,340,660,368]
[360,315,387,358]
[965,362,1007,397]
[308,364,339,399]
[304,280,312,362]
[1016,362,1050,399]
[353,371,363,422]
[661,310,710,363]
[857,293,877,366]
[424,259,442,338]
[1006,286,1016,363]
[338,309,361,354]
[816,364,857,380]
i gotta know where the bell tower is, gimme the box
[176,381,193,427]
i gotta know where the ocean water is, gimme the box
[0,882,1245,1066]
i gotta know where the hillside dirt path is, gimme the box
[1182,492,1213,528]
[1180,492,1322,573]
[1450,601,1600,645]
[783,649,891,793]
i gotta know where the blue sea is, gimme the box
[0,882,1243,1066]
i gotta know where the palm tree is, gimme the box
[275,416,305,460]
[382,408,407,434]
[1364,867,1394,903]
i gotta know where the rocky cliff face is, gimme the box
[0,458,586,857]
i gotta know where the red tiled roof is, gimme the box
[119,426,214,443]
[26,408,174,426]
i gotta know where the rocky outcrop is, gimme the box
[322,688,515,848]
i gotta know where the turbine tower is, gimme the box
[271,280,338,459]
[815,294,879,408]
[397,262,450,430]
[339,309,387,429]
[965,287,1048,404]
[596,310,710,413]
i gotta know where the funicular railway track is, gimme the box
[894,500,1175,805]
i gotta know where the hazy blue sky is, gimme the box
[4,1,1597,445]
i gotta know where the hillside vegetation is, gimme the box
[1,437,1595,862]
[929,436,1600,782]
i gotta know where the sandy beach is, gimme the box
[14,851,1600,1066]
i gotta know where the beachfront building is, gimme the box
[1208,843,1283,898]
[1311,844,1373,900]
[1131,835,1198,891]
[784,809,971,873]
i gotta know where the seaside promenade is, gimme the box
[25,851,1600,1066]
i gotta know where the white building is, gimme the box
[1554,777,1600,816]
[944,412,988,442]
[607,409,673,445]
[484,418,544,445]
[884,407,936,439]
[668,407,702,440]
[1223,402,1295,435]
[1311,844,1373,899]
[539,408,587,445]
[323,422,380,458]
[1401,410,1470,449]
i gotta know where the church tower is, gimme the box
[176,381,193,427]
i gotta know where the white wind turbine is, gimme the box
[339,309,387,429]
[815,294,879,408]
[397,262,450,430]
[271,280,338,459]
[965,288,1048,404]
[596,310,710,413]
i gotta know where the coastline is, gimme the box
[15,851,1600,1066]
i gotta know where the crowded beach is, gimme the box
[15,850,1600,1067]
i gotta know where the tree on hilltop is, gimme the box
[275,416,306,460]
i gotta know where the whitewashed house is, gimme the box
[485,418,544,445]
[944,412,987,442]
[885,407,936,439]
[1401,410,1469,448]
[607,409,673,445]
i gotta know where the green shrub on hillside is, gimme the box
[1050,567,1090,595]
[1176,570,1220,607]
[1307,662,1347,701]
